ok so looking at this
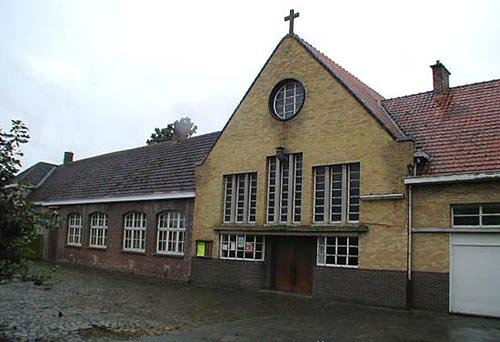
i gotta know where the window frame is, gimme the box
[123,211,147,253]
[452,203,500,228]
[67,213,83,247]
[223,172,257,224]
[89,212,108,249]
[313,163,360,224]
[156,211,186,256]
[269,78,306,121]
[219,233,265,261]
[316,236,359,268]
[266,153,303,224]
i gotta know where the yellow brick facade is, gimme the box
[411,181,500,272]
[193,35,414,271]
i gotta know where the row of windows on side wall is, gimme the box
[223,157,360,225]
[66,211,186,256]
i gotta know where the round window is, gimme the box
[270,79,305,120]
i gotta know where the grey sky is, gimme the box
[1,0,499,170]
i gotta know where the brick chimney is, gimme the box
[430,60,451,94]
[63,151,74,164]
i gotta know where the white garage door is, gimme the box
[450,234,500,317]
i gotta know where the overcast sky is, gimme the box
[1,0,499,170]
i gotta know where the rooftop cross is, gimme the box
[284,9,300,35]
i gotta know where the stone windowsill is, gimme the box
[120,250,146,256]
[152,253,185,259]
[65,244,82,249]
[87,246,108,251]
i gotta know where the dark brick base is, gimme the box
[412,271,449,312]
[191,258,271,289]
[313,267,407,309]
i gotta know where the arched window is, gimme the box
[67,213,83,246]
[123,212,146,252]
[89,212,108,248]
[157,211,185,255]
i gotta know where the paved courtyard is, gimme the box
[1,263,500,342]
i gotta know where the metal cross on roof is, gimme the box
[284,9,300,35]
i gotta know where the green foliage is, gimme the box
[146,117,198,145]
[0,120,38,280]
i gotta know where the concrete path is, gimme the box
[0,263,499,342]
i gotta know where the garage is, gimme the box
[450,233,500,317]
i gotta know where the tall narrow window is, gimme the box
[123,212,147,252]
[67,213,82,246]
[314,163,360,224]
[157,211,186,255]
[223,173,257,224]
[89,212,108,248]
[267,153,303,224]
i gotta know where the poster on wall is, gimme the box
[237,236,245,248]
[245,242,254,251]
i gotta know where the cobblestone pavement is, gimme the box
[1,263,500,342]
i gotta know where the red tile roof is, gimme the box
[383,79,500,175]
[295,35,408,140]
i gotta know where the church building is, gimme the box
[189,11,500,317]
[20,10,500,317]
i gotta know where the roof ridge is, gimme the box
[294,34,385,100]
[61,131,220,167]
[384,78,500,102]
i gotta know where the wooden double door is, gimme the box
[274,237,314,295]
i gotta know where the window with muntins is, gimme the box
[123,212,147,252]
[223,173,257,224]
[220,234,265,261]
[157,211,186,255]
[267,153,303,224]
[89,212,108,248]
[452,204,500,227]
[317,236,359,267]
[67,213,82,246]
[313,163,360,224]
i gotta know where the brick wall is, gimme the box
[54,199,193,281]
[313,267,407,309]
[191,258,271,289]
[412,271,449,312]
[412,181,500,273]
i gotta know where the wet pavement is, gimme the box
[0,262,499,342]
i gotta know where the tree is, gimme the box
[0,120,37,280]
[146,117,198,145]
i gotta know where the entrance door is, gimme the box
[274,237,313,295]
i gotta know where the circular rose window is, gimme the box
[270,79,305,120]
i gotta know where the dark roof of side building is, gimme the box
[383,79,500,175]
[29,132,219,203]
[14,162,57,188]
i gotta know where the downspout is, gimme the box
[407,184,413,310]
[406,164,416,311]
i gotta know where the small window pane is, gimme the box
[453,216,480,226]
[482,216,500,226]
[454,205,480,216]
[482,204,500,214]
